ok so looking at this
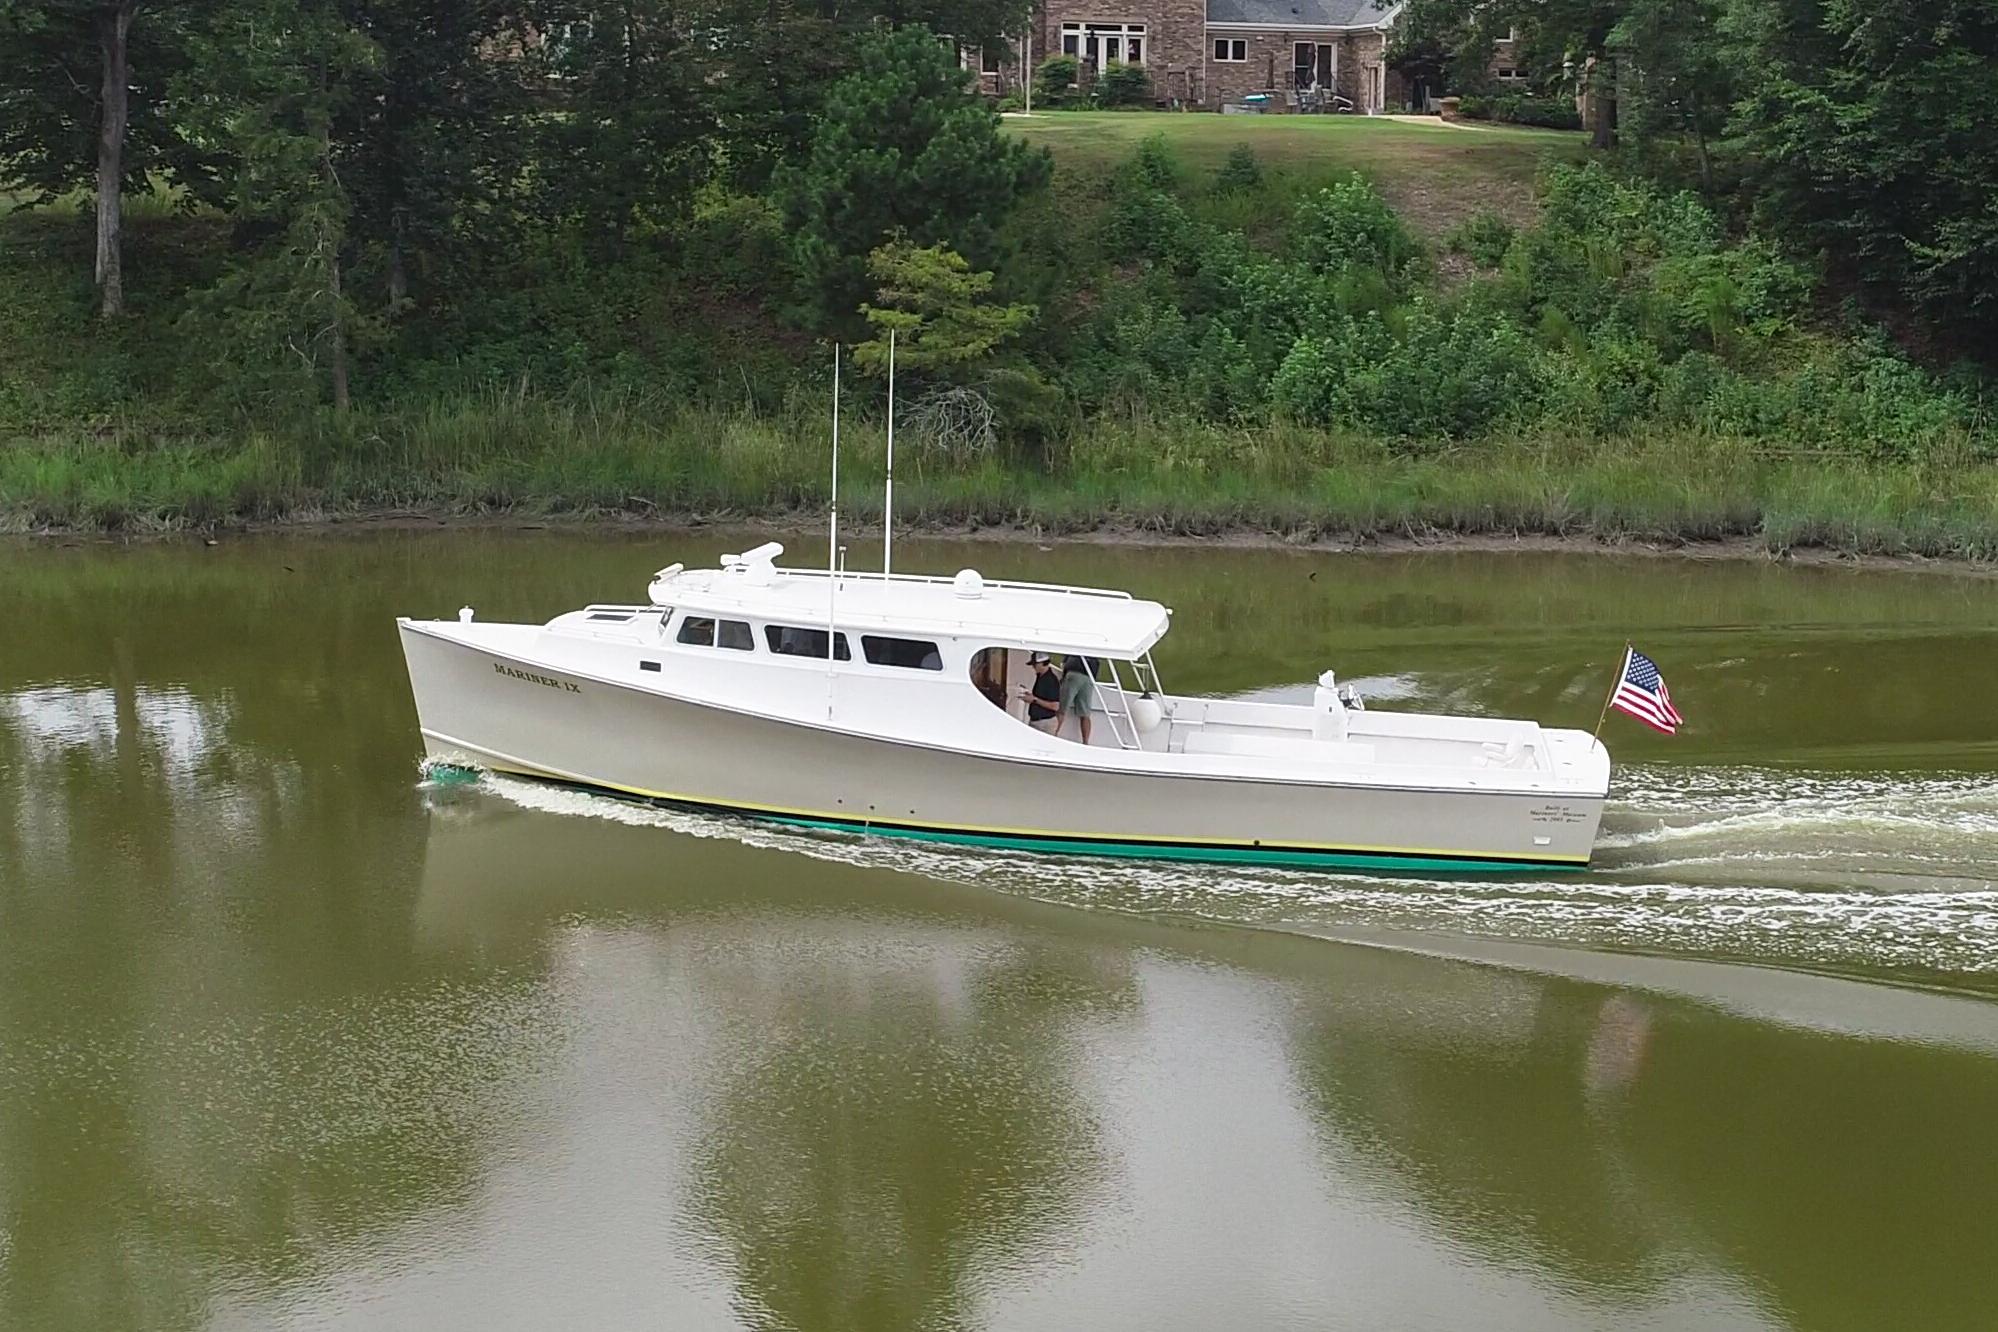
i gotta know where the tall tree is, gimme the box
[90,1,134,315]
[0,0,218,316]
[177,0,375,409]
[1727,0,1998,352]
[775,23,1050,328]
[698,0,1034,188]
[535,0,714,254]
[1609,0,1731,188]
[1387,0,1624,146]
[337,0,536,309]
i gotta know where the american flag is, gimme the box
[1611,647,1683,735]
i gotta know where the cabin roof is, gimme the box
[650,557,1172,657]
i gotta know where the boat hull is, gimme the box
[401,624,1603,875]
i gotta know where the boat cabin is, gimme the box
[531,542,1575,781]
[601,543,1175,752]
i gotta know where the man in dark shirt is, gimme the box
[1025,653,1061,732]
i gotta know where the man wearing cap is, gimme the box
[1025,653,1062,733]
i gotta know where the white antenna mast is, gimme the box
[883,328,895,579]
[827,344,841,698]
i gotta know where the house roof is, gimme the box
[1207,0,1395,29]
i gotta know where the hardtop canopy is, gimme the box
[650,552,1171,659]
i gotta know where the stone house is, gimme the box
[968,1,1521,112]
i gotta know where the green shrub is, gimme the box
[1034,54,1080,105]
[1127,132,1183,192]
[1271,304,1545,439]
[1094,61,1153,108]
[1456,93,1581,130]
[1213,143,1264,193]
[1445,210,1516,269]
[1290,174,1426,286]
[1539,162,1718,261]
[681,188,789,294]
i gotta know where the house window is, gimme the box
[765,624,852,660]
[1060,22,1147,66]
[981,45,1002,74]
[1213,38,1247,62]
[861,635,944,671]
[677,615,753,650]
[1496,67,1525,82]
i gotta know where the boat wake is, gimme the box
[468,763,1998,989]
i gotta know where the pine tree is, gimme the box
[534,0,715,256]
[775,24,1050,329]
[177,0,375,408]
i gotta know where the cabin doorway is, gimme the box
[971,647,1013,714]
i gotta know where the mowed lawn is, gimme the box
[1008,111,1584,233]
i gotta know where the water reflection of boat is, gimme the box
[398,541,1610,873]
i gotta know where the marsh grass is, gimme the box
[8,396,1997,560]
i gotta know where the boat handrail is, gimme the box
[1096,660,1141,750]
[764,566,1136,601]
[581,604,670,615]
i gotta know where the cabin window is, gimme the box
[765,624,852,660]
[677,615,754,650]
[588,610,635,622]
[861,635,944,671]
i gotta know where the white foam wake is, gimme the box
[471,766,1998,986]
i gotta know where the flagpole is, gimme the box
[1593,642,1632,744]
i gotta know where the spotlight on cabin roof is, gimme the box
[953,568,985,600]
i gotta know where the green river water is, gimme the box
[3,529,1996,1331]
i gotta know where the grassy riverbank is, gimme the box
[6,113,1995,561]
[9,400,1998,560]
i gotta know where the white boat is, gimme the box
[397,540,1612,873]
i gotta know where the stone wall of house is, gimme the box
[1036,0,1207,104]
[1024,5,1417,112]
[1204,29,1286,107]
[1203,26,1403,112]
[1337,31,1405,112]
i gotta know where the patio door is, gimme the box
[1292,41,1334,91]
[1073,23,1143,68]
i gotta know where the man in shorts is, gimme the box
[1060,654,1096,745]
